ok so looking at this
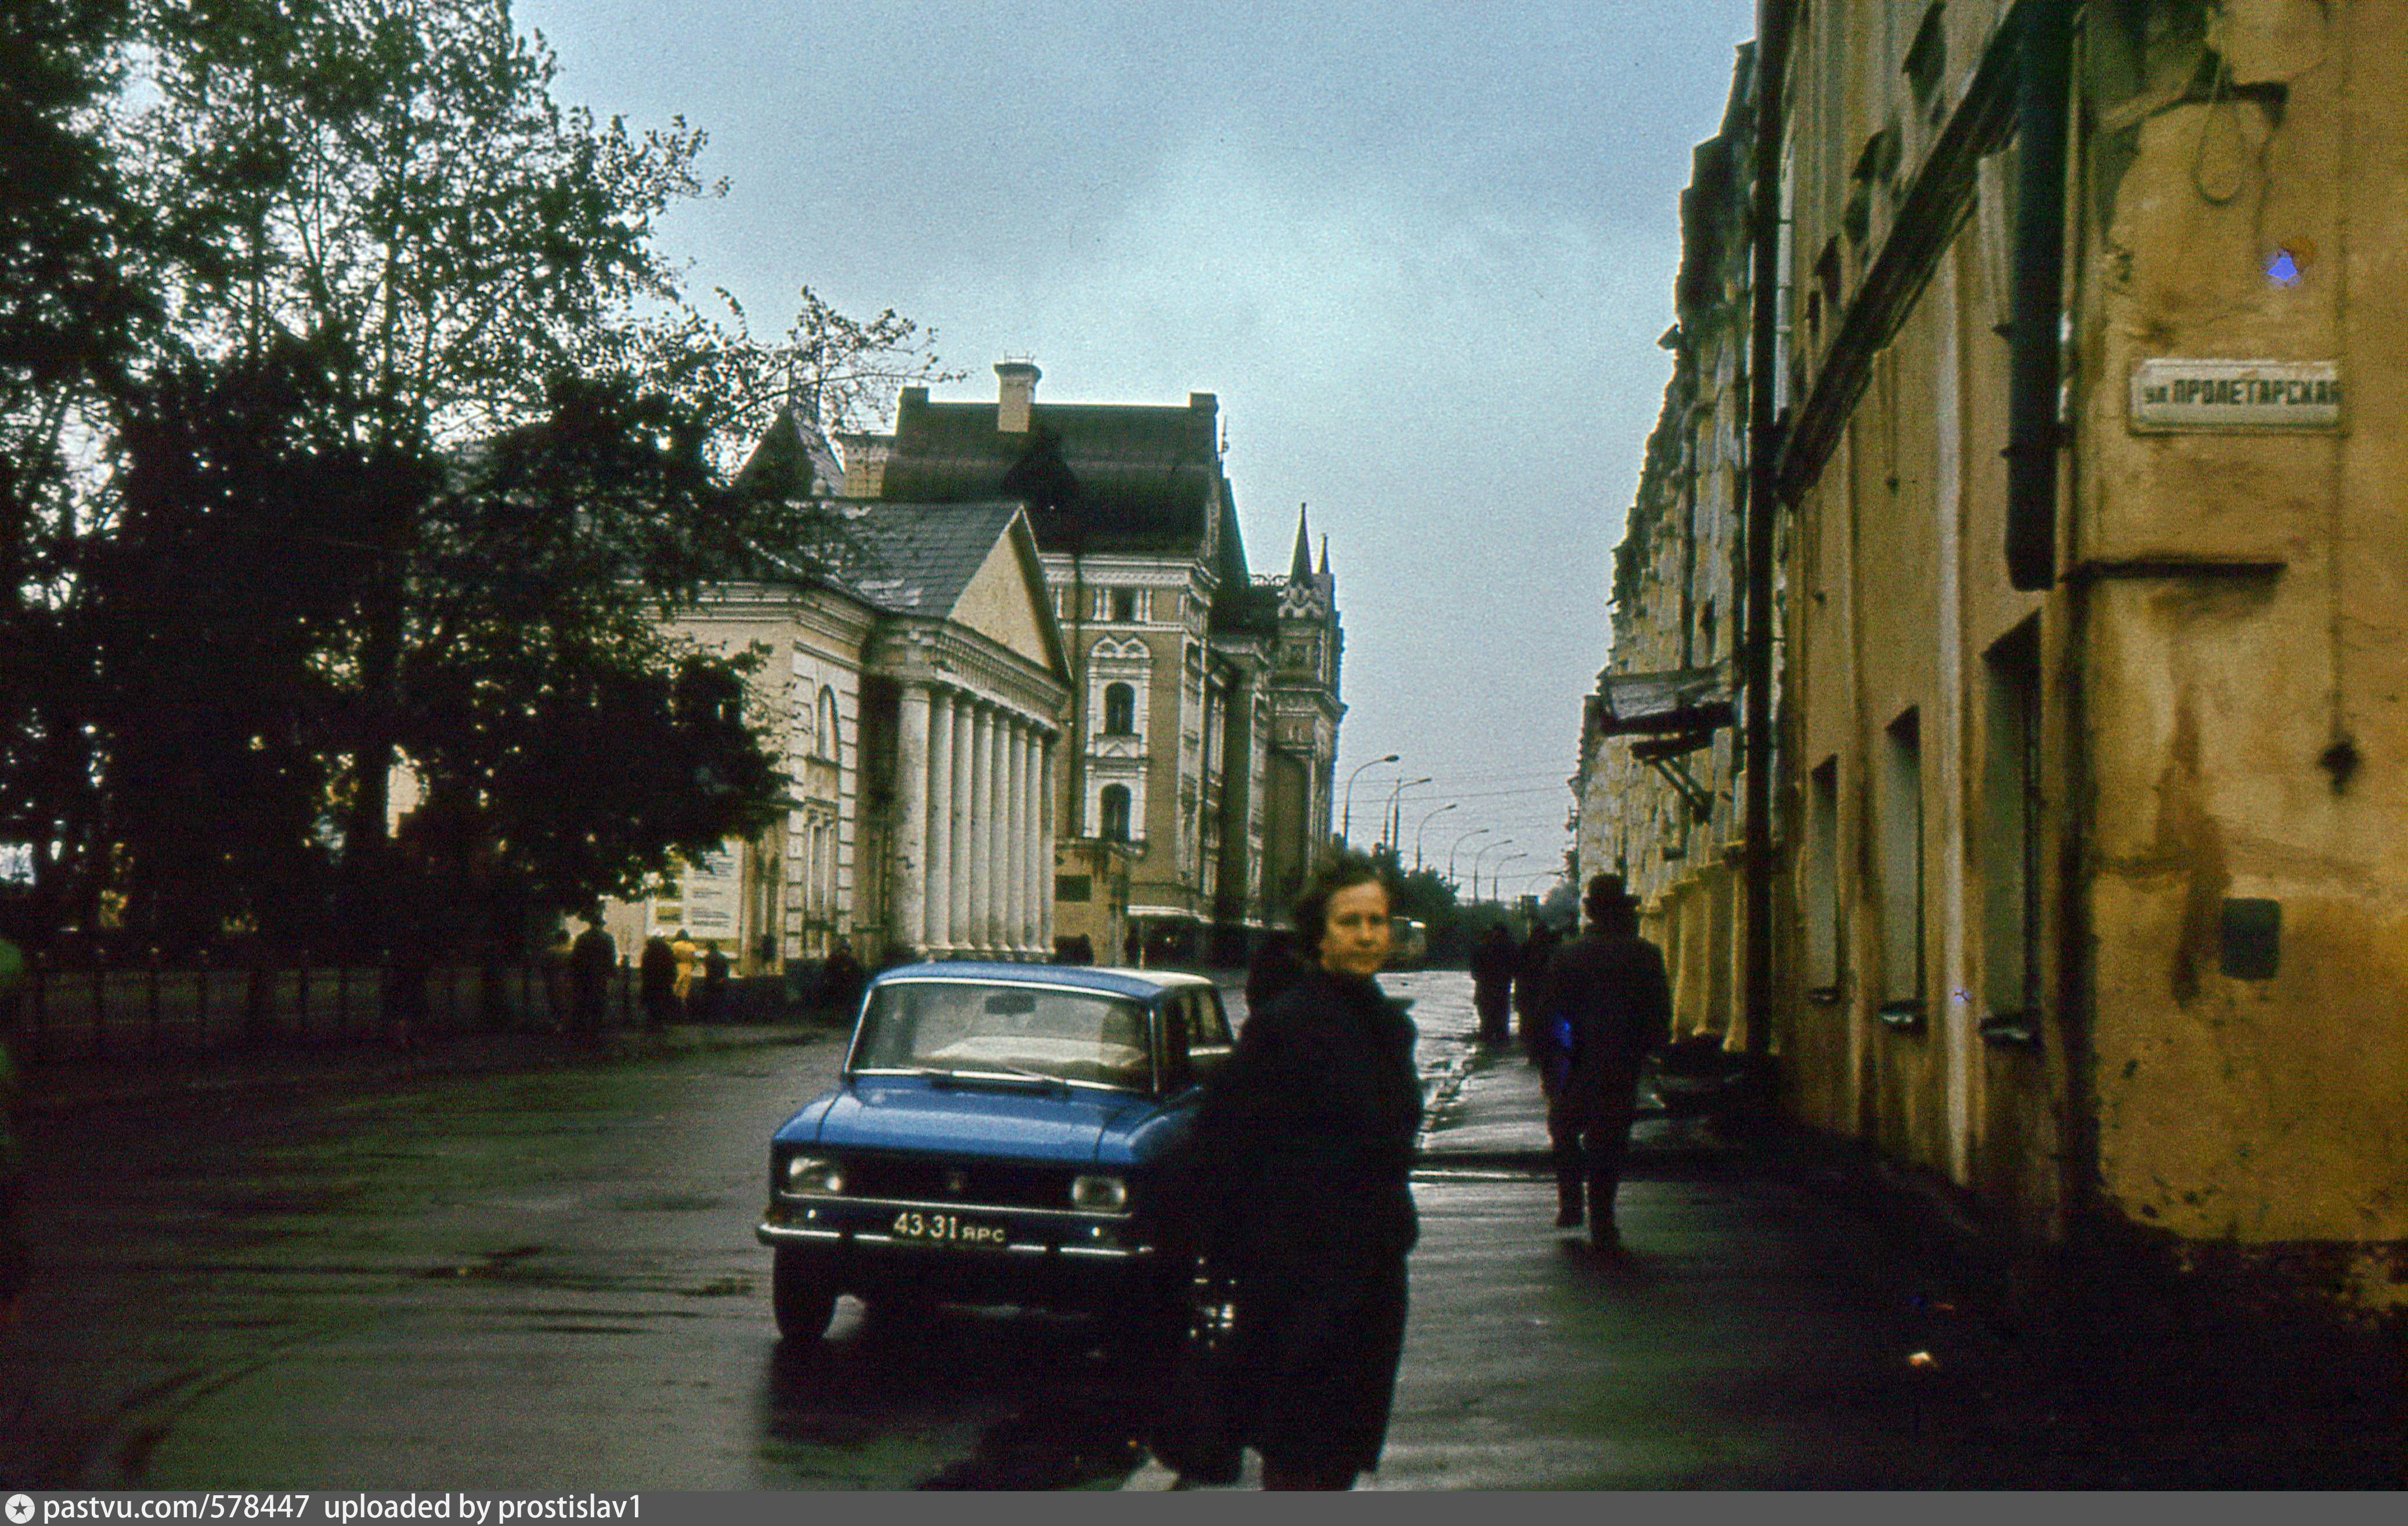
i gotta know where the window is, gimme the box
[1110,588,1142,623]
[816,690,840,760]
[1877,708,1925,1024]
[1099,784,1132,842]
[1981,621,2042,1025]
[1806,756,1842,993]
[1102,682,1136,736]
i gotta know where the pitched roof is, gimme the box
[734,407,844,498]
[831,499,1026,620]
[877,388,1225,559]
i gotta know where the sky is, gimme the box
[519,0,1760,901]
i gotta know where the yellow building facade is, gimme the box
[1590,1,2407,1314]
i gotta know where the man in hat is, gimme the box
[1534,873,1671,1252]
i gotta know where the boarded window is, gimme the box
[1981,621,2041,1018]
[1878,708,1925,1015]
[1055,874,1093,904]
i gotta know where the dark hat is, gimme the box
[1584,873,1638,920]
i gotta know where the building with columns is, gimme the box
[845,363,1344,964]
[601,434,1069,971]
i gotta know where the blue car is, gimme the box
[756,962,1234,1344]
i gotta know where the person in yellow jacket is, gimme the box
[669,929,699,1016]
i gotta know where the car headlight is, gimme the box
[784,1153,846,1195]
[1070,1173,1129,1213]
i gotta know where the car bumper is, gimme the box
[759,1195,1164,1304]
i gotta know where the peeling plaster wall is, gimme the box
[2076,0,2408,1253]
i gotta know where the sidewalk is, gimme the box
[1129,978,2402,1489]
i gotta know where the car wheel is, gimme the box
[771,1246,839,1343]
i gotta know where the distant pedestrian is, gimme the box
[1468,925,1517,1044]
[670,929,699,1014]
[569,914,616,1038]
[818,938,868,1020]
[1535,874,1671,1253]
[1511,920,1562,1061]
[639,935,678,1029]
[1165,854,1418,1490]
[1056,933,1096,965]
[701,942,731,1021]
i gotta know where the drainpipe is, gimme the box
[1741,0,1796,1060]
[2006,0,2075,591]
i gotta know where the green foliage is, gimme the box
[0,0,954,953]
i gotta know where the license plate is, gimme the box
[888,1209,1010,1249]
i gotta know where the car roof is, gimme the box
[867,960,1215,1000]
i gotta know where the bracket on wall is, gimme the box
[1631,732,1718,822]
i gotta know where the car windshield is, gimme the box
[853,981,1154,1091]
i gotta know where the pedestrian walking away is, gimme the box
[1164,854,1420,1491]
[1533,873,1671,1253]
[1511,919,1561,1062]
[568,913,616,1039]
[700,941,731,1021]
[1468,924,1517,1044]
[639,934,678,1029]
[670,928,699,1016]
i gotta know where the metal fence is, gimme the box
[1,955,806,1065]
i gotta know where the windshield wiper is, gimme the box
[923,1065,1070,1093]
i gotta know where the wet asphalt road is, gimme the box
[0,971,1482,1491]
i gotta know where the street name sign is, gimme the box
[2129,359,2341,431]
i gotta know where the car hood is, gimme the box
[811,1076,1154,1165]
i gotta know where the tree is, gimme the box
[3,0,955,953]
[0,0,154,942]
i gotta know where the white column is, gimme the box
[966,701,993,957]
[925,687,955,957]
[984,708,1009,951]
[1021,724,1044,954]
[1004,715,1029,956]
[1038,733,1057,956]
[949,697,974,949]
[891,682,930,957]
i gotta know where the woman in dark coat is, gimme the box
[1468,924,1518,1044]
[1178,854,1421,1490]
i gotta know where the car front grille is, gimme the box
[838,1152,1081,1211]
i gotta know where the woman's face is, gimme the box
[1317,881,1393,978]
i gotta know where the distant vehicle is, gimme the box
[755,962,1233,1347]
[1388,917,1428,971]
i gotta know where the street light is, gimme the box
[1472,839,1517,902]
[1447,826,1493,883]
[1481,851,1529,903]
[1341,754,1399,847]
[1381,776,1431,855]
[1412,802,1456,871]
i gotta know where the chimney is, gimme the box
[995,360,1040,433]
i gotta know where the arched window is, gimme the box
[817,690,840,759]
[1103,682,1136,736]
[793,681,817,757]
[1100,785,1132,842]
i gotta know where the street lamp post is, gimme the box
[1412,802,1456,872]
[1481,851,1528,903]
[1472,839,1517,902]
[1340,754,1399,848]
[1447,827,1493,884]
[1381,776,1431,855]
